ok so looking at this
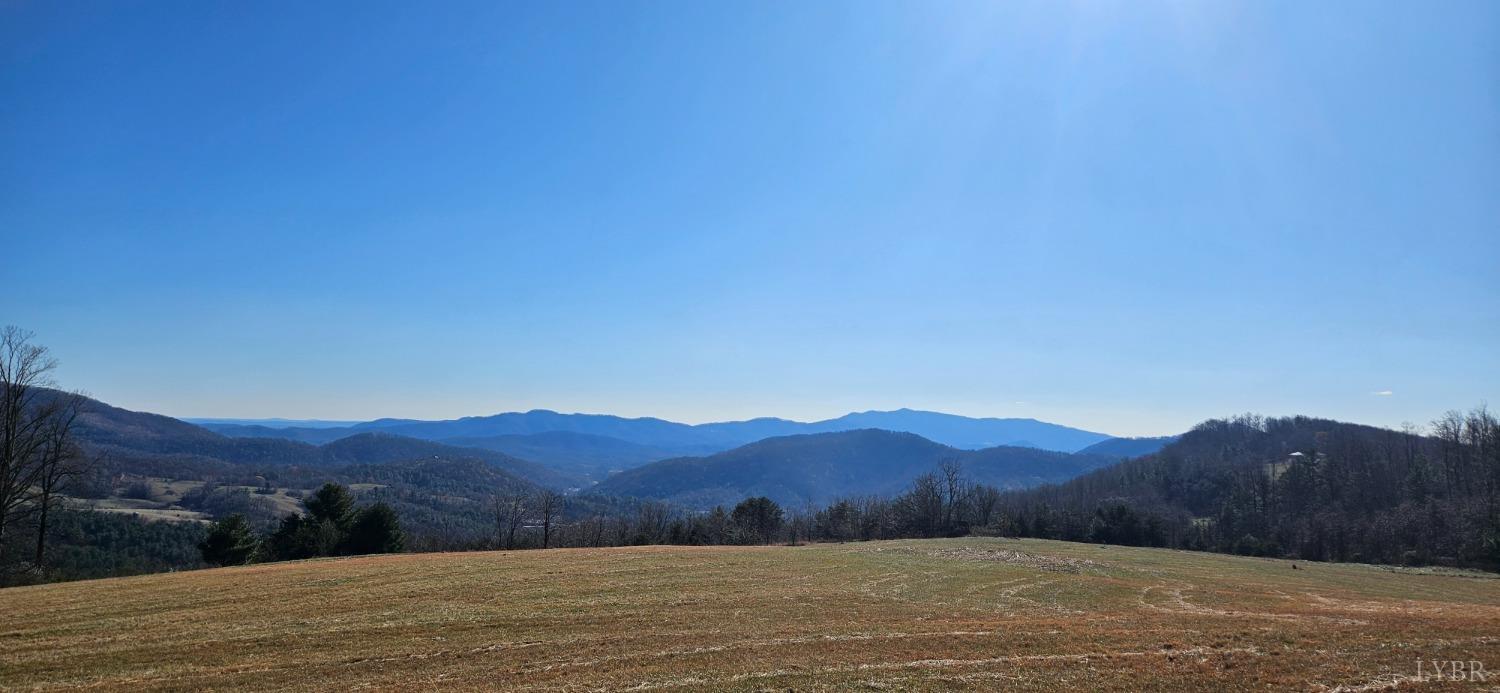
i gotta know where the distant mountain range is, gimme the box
[60,391,1178,520]
[591,429,1121,509]
[195,408,1116,457]
[183,417,363,430]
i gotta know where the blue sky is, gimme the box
[2,1,1496,436]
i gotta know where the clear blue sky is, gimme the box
[2,1,1496,436]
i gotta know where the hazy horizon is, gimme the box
[182,407,1138,434]
[154,400,1471,440]
[4,1,1496,439]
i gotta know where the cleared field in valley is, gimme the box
[2,538,1497,691]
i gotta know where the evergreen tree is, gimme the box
[304,483,355,531]
[198,514,258,567]
[342,502,405,555]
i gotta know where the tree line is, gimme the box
[477,460,1003,550]
[198,482,405,566]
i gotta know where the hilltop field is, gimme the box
[2,538,1497,691]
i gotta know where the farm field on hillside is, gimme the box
[65,476,313,525]
[1,538,1497,691]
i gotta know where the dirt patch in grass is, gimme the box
[855,542,1110,574]
[925,546,1109,574]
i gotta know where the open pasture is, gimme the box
[2,538,1497,690]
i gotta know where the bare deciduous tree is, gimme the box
[0,327,88,574]
[493,491,527,550]
[967,484,1001,528]
[33,393,86,566]
[1,327,57,563]
[939,459,970,531]
[903,472,945,537]
[534,489,563,549]
[634,501,671,545]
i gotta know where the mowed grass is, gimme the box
[2,538,1498,691]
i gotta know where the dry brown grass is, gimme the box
[65,477,309,524]
[2,538,1497,691]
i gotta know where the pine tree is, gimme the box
[198,514,257,566]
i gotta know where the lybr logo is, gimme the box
[1416,660,1489,682]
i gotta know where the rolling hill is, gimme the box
[316,433,576,488]
[440,430,686,481]
[592,429,1115,508]
[59,391,572,489]
[1075,435,1178,459]
[5,538,1496,690]
[790,409,1110,451]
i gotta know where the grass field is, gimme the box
[2,538,1497,691]
[66,477,314,525]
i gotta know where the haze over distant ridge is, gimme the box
[194,407,1112,454]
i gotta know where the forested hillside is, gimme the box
[593,429,1114,508]
[53,391,573,489]
[996,409,1500,568]
[440,431,685,481]
[1076,435,1177,459]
